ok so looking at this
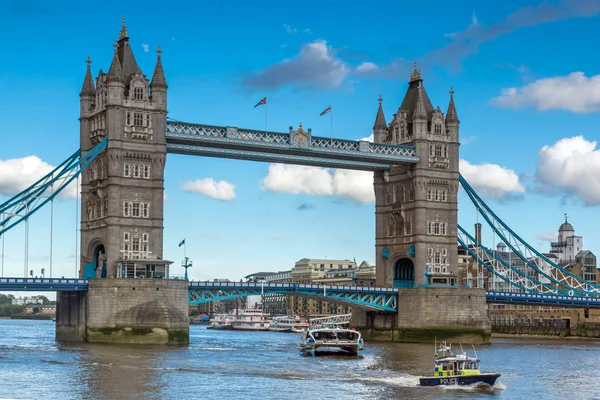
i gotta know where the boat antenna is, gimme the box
[460,342,464,355]
[472,344,479,359]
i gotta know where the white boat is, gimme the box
[232,308,270,331]
[300,327,364,354]
[207,313,234,330]
[269,316,310,333]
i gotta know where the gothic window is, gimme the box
[122,201,130,217]
[435,123,442,135]
[132,203,140,217]
[134,113,143,126]
[440,190,447,202]
[443,145,448,158]
[126,112,131,125]
[143,165,151,179]
[133,87,144,100]
[435,145,442,157]
[434,252,441,264]
[434,190,439,201]
[124,232,130,241]
[132,238,140,252]
[427,222,432,235]
[133,164,140,178]
[406,216,412,235]
[124,163,130,177]
[142,233,149,242]
[429,145,434,157]
[141,203,149,218]
[145,114,150,127]
[427,189,432,201]
[142,244,149,253]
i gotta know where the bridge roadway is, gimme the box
[1,278,600,310]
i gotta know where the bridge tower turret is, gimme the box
[79,19,170,279]
[375,63,460,288]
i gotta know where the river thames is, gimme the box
[0,319,597,399]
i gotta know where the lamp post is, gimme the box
[181,257,193,280]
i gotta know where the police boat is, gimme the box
[419,341,500,387]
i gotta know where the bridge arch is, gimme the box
[393,258,415,288]
[83,239,106,279]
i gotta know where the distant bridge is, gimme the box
[2,278,600,310]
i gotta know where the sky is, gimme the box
[1,0,600,287]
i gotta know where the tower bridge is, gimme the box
[1,20,598,345]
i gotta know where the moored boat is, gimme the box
[419,341,500,387]
[269,316,309,333]
[232,308,270,331]
[300,327,364,354]
[207,313,234,330]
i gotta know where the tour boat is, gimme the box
[269,316,310,333]
[232,308,270,331]
[419,341,501,387]
[300,327,364,354]
[207,313,234,330]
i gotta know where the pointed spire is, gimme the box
[150,45,168,89]
[373,94,387,131]
[107,41,123,83]
[446,86,459,123]
[79,55,95,96]
[409,61,422,83]
[119,16,129,41]
[413,87,427,120]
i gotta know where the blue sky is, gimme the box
[1,0,600,284]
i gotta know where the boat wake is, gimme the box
[439,381,507,392]
[354,374,421,387]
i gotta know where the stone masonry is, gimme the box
[79,19,168,278]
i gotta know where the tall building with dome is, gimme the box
[550,214,582,264]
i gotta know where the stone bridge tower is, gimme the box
[374,64,460,288]
[78,19,169,279]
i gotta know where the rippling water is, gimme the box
[0,319,598,399]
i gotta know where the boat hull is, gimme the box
[419,373,500,387]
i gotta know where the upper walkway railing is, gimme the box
[165,120,419,171]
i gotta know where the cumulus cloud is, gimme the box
[142,43,149,52]
[459,159,525,200]
[242,40,349,91]
[0,155,78,200]
[491,72,600,112]
[536,232,557,241]
[260,164,374,204]
[182,178,236,201]
[534,136,600,205]
[355,62,379,74]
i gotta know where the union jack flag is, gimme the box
[320,105,332,116]
[254,97,267,108]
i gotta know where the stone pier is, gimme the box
[56,279,189,345]
[351,288,491,344]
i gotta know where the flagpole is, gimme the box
[184,238,186,259]
[265,98,268,133]
[330,106,333,145]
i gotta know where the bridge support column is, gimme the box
[56,291,87,342]
[351,288,491,344]
[85,279,189,345]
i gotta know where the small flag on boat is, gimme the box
[254,97,267,108]
[178,239,185,247]
[319,105,332,116]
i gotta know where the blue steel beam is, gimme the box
[188,281,398,312]
[165,121,419,170]
[486,291,600,309]
[0,278,88,291]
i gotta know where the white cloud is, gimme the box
[304,28,312,34]
[283,24,297,34]
[471,11,479,26]
[535,136,600,205]
[181,178,236,202]
[459,159,525,199]
[164,193,168,201]
[492,72,600,113]
[260,164,374,204]
[536,232,557,241]
[142,43,149,52]
[356,62,379,74]
[242,40,349,91]
[0,155,78,200]
[360,134,374,142]
[461,135,477,145]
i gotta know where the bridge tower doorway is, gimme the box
[393,258,415,288]
[83,243,106,279]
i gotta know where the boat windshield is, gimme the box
[312,330,358,341]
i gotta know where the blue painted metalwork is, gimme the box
[459,174,600,295]
[165,120,419,171]
[0,138,108,236]
[0,277,88,291]
[188,281,399,312]
[486,291,600,309]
